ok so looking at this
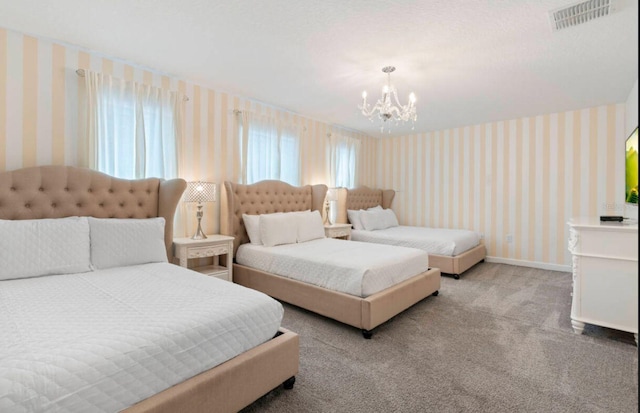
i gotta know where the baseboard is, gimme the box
[485,256,571,273]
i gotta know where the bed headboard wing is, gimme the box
[221,180,328,256]
[0,166,186,260]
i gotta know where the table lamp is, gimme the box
[184,181,216,239]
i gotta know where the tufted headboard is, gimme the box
[0,165,186,260]
[345,186,395,210]
[220,180,327,256]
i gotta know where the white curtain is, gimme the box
[84,70,183,179]
[329,133,360,188]
[239,112,301,185]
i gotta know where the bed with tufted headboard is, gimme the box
[0,165,299,413]
[341,185,486,279]
[221,179,441,339]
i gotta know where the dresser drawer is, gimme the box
[187,244,229,258]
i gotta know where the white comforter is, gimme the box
[236,238,429,297]
[351,226,481,256]
[0,263,283,413]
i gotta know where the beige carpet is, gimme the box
[241,262,638,413]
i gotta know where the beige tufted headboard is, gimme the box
[0,165,186,260]
[336,186,395,225]
[220,180,328,257]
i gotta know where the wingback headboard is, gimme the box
[339,186,396,224]
[0,166,186,260]
[220,180,327,256]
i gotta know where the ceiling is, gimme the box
[0,0,638,137]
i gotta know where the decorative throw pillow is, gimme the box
[0,216,92,281]
[243,214,262,245]
[297,210,325,243]
[259,213,298,247]
[89,217,167,269]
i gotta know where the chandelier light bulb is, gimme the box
[409,92,416,104]
[362,91,367,99]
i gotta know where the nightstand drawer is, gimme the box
[330,229,350,238]
[187,245,229,259]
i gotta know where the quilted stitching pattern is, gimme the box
[89,218,167,269]
[0,263,283,412]
[0,217,91,281]
[236,238,429,297]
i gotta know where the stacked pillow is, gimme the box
[0,216,168,281]
[242,210,325,247]
[347,206,399,231]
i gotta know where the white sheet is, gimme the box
[0,263,283,413]
[350,226,481,256]
[236,238,429,297]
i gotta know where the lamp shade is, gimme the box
[184,181,216,203]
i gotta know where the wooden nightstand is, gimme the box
[173,235,234,282]
[324,223,352,240]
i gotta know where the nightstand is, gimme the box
[324,223,352,240]
[173,235,234,282]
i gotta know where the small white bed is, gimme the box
[236,238,429,298]
[0,263,283,413]
[341,186,486,279]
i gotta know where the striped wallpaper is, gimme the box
[0,27,631,269]
[0,27,377,237]
[376,105,627,270]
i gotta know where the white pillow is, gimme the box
[347,209,364,230]
[89,217,167,269]
[259,213,299,247]
[360,208,400,231]
[243,214,262,245]
[297,210,325,243]
[382,208,399,228]
[0,216,92,281]
[368,205,383,211]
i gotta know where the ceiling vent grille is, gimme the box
[549,0,614,31]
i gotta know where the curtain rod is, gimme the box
[76,69,190,102]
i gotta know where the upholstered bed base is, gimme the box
[0,166,299,413]
[234,264,441,334]
[124,328,299,413]
[221,180,441,338]
[342,185,486,279]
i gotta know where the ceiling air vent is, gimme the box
[549,0,614,31]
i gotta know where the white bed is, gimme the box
[341,186,487,279]
[0,263,283,413]
[0,165,300,413]
[236,238,429,298]
[350,226,481,256]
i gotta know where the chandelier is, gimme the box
[358,66,417,133]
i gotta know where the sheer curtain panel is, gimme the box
[84,70,183,179]
[329,133,360,188]
[239,112,301,185]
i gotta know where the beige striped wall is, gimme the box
[376,105,627,269]
[0,27,377,237]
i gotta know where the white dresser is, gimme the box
[567,218,638,345]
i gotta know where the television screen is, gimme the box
[625,127,638,205]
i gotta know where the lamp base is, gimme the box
[191,205,207,239]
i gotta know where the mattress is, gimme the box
[350,226,481,256]
[236,238,429,297]
[0,263,283,413]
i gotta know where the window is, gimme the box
[329,133,360,188]
[239,112,301,185]
[84,70,183,179]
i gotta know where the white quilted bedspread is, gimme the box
[236,238,429,297]
[351,226,481,256]
[0,263,283,413]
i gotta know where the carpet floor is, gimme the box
[241,262,638,413]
